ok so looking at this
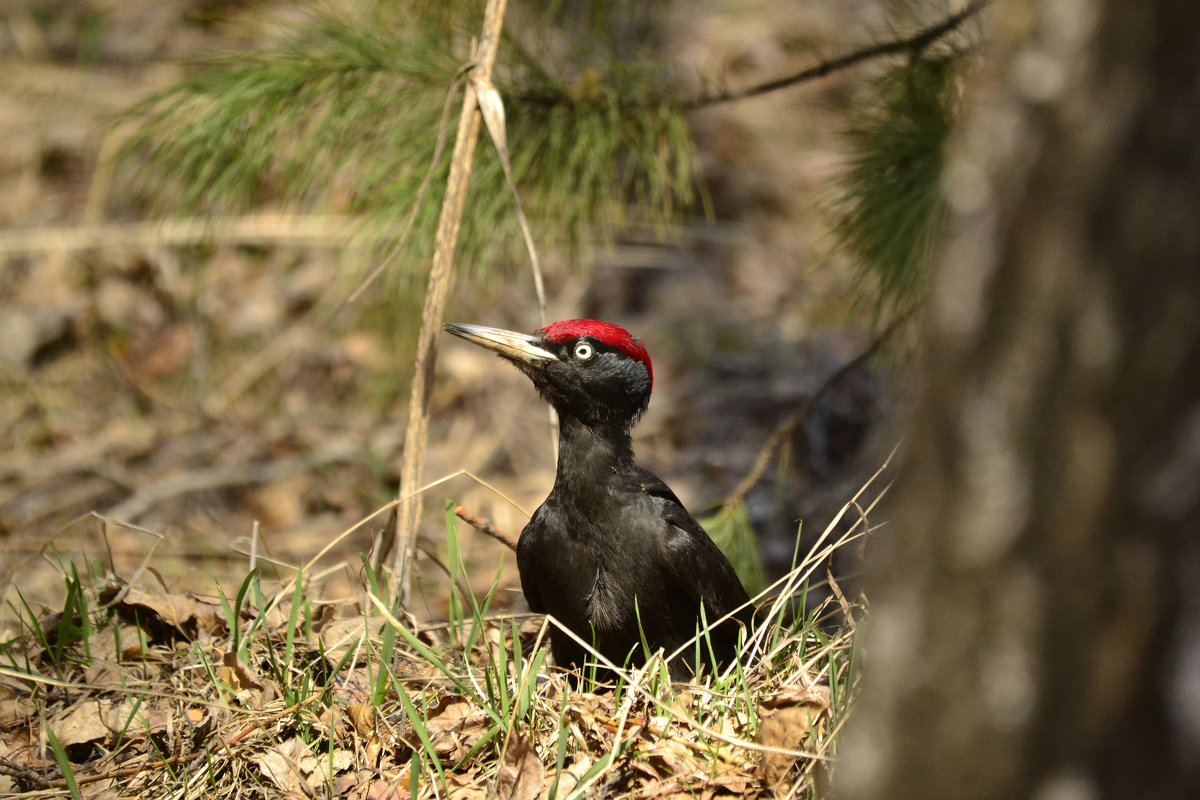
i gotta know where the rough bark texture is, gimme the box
[837,1,1200,799]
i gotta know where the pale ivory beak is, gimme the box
[442,323,557,365]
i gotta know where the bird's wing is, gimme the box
[516,518,546,614]
[637,472,752,621]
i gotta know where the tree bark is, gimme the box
[837,2,1200,799]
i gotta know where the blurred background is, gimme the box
[0,0,937,623]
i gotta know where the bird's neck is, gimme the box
[553,413,635,490]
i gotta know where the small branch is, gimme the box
[683,0,990,110]
[0,213,356,256]
[454,504,518,551]
[724,313,909,508]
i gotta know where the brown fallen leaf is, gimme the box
[542,755,593,800]
[102,586,225,640]
[424,693,491,764]
[216,650,276,708]
[642,734,697,778]
[298,747,355,783]
[0,690,37,730]
[84,623,164,684]
[248,474,312,529]
[495,735,543,800]
[364,777,411,800]
[445,768,490,800]
[50,697,136,749]
[757,685,830,795]
[126,322,194,379]
[635,776,684,799]
[349,702,377,738]
[317,615,389,668]
[252,735,312,796]
[709,767,757,795]
[565,693,616,749]
[349,702,383,766]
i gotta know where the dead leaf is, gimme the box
[0,692,37,729]
[216,650,274,707]
[127,322,193,378]
[349,702,377,738]
[566,694,616,748]
[364,777,411,800]
[444,767,489,800]
[757,685,830,793]
[495,735,543,800]
[103,586,225,639]
[51,697,135,748]
[252,736,311,795]
[349,702,383,765]
[424,693,491,763]
[710,767,756,795]
[318,615,389,667]
[248,474,311,529]
[542,756,592,800]
[635,777,684,799]
[643,735,696,777]
[220,650,263,690]
[298,747,355,783]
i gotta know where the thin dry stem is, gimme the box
[393,0,510,604]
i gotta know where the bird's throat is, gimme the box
[552,413,634,493]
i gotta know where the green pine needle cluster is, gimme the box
[830,53,962,321]
[119,2,697,289]
[703,500,767,597]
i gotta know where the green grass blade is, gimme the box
[44,723,82,800]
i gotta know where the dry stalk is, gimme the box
[392,0,510,604]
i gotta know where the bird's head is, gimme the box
[444,319,653,426]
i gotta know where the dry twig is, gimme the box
[724,313,907,507]
[683,0,989,108]
[453,504,518,551]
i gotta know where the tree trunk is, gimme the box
[837,2,1200,799]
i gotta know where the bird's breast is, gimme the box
[522,499,659,628]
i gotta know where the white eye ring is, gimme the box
[574,342,594,360]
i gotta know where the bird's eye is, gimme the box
[573,342,594,360]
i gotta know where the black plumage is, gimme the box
[444,319,753,683]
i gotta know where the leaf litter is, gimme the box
[0,474,878,798]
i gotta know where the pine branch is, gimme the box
[682,0,990,109]
[118,8,699,289]
[830,53,960,319]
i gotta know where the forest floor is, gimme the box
[0,2,900,797]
